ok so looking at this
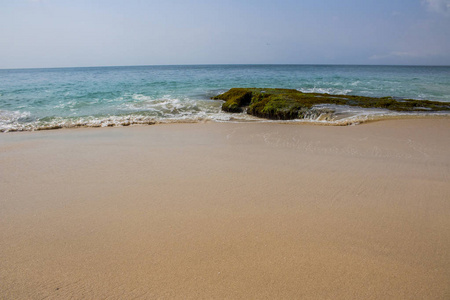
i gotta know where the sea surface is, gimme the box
[1,64,449,131]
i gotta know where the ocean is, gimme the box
[1,64,449,131]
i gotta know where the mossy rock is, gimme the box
[211,88,252,113]
[212,88,450,120]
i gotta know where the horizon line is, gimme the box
[1,63,450,71]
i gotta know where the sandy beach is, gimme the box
[1,119,449,299]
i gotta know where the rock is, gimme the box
[212,88,450,120]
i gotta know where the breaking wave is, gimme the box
[298,87,353,95]
[1,105,448,132]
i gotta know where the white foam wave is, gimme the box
[119,94,223,116]
[298,87,352,95]
[2,100,449,132]
[0,110,32,132]
[277,105,450,126]
[2,110,449,132]
[0,115,158,132]
[0,110,30,122]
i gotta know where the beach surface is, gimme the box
[1,119,449,299]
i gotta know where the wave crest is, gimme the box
[298,87,353,95]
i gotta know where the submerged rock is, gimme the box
[212,88,450,120]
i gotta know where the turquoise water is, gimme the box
[1,65,450,131]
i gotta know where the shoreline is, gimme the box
[1,119,449,299]
[2,113,450,133]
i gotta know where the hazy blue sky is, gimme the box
[1,0,450,68]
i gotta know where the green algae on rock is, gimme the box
[212,88,450,120]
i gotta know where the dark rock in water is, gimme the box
[212,88,450,120]
[212,88,252,113]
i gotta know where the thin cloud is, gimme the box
[423,0,450,16]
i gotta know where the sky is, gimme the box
[0,0,450,68]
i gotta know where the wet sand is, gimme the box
[1,119,449,299]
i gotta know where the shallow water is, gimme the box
[1,64,449,131]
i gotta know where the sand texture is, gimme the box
[1,119,449,299]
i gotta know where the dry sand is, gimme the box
[0,119,449,299]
